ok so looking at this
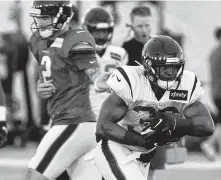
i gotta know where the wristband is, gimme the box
[123,131,146,147]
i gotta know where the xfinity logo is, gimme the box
[169,90,188,101]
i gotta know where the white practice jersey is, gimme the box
[97,45,128,73]
[90,45,128,117]
[107,66,204,153]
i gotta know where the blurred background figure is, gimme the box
[122,5,152,66]
[82,6,128,116]
[200,27,221,161]
[0,0,34,146]
[100,1,120,26]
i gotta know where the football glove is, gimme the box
[0,122,7,147]
[141,111,182,147]
[142,129,157,148]
[153,130,182,146]
[141,128,180,147]
[147,111,178,133]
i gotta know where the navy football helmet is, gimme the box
[142,35,185,90]
[29,0,73,39]
[82,7,114,51]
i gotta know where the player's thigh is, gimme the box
[67,150,102,180]
[28,122,96,179]
[94,140,149,180]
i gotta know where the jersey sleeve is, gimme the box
[65,30,98,70]
[69,42,98,70]
[189,75,204,104]
[107,67,134,106]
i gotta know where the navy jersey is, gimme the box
[29,29,97,125]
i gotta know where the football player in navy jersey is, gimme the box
[26,1,102,180]
[94,35,214,180]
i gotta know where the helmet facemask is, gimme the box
[86,24,114,51]
[142,35,185,90]
[29,3,73,39]
[143,57,185,90]
[82,7,114,51]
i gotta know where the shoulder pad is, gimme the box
[107,66,143,106]
[70,42,94,53]
[69,42,95,59]
[180,70,204,103]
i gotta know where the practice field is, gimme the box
[0,142,220,180]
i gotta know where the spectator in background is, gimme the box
[201,27,221,161]
[122,6,152,66]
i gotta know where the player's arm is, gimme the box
[69,42,112,91]
[181,100,214,136]
[96,92,155,148]
[159,100,214,138]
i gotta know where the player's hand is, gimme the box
[0,122,8,147]
[153,130,181,146]
[94,72,112,92]
[157,112,178,132]
[37,79,56,99]
[142,129,181,147]
[146,111,177,133]
[141,130,157,149]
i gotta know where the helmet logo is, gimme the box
[167,57,179,63]
[96,23,110,29]
[30,8,41,15]
[56,23,63,29]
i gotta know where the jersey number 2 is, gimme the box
[41,56,52,82]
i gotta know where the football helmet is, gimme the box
[142,35,185,90]
[82,7,114,51]
[29,0,73,39]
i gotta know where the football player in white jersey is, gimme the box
[94,35,214,180]
[82,7,128,116]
